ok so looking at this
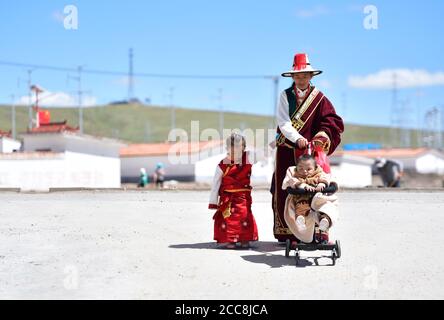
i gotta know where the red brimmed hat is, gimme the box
[281,53,322,77]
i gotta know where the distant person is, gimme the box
[374,157,404,188]
[208,133,259,249]
[153,162,165,189]
[138,168,148,188]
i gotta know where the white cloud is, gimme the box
[295,5,330,18]
[348,69,444,89]
[17,90,97,107]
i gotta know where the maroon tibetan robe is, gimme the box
[270,84,344,242]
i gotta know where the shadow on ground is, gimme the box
[169,241,336,268]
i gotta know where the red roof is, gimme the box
[28,121,79,134]
[121,140,224,157]
[334,148,430,158]
[0,130,12,138]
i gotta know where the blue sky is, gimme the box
[0,0,443,128]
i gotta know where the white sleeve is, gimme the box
[276,90,304,143]
[209,166,223,206]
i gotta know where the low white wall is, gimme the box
[121,155,195,181]
[331,162,372,188]
[0,151,121,189]
[0,137,21,153]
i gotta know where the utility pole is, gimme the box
[30,85,44,128]
[78,66,83,133]
[272,76,279,128]
[218,88,224,135]
[169,87,175,131]
[27,69,33,130]
[424,107,441,149]
[399,99,412,147]
[9,94,16,139]
[416,89,423,147]
[68,66,88,133]
[390,72,398,147]
[128,47,135,102]
[438,107,443,149]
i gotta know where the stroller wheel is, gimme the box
[331,250,337,266]
[335,240,341,259]
[285,239,291,258]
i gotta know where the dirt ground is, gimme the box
[1,189,444,299]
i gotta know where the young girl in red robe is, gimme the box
[208,133,259,249]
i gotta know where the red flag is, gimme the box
[38,110,51,124]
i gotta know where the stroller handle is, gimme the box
[286,182,338,195]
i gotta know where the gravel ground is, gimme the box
[0,189,443,299]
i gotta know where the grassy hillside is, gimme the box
[0,103,425,147]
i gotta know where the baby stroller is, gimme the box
[284,183,341,265]
[283,142,341,266]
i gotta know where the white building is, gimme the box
[329,152,374,188]
[341,148,444,175]
[0,121,124,190]
[0,130,21,153]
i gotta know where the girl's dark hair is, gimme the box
[296,154,316,165]
[226,132,246,148]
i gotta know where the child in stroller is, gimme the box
[281,152,341,265]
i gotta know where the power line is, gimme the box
[1,59,281,125]
[0,60,275,79]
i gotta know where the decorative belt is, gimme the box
[224,188,251,193]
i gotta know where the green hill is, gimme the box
[0,103,424,147]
